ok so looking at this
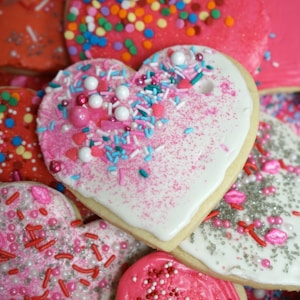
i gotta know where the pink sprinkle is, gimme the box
[31,186,51,204]
[224,190,246,205]
[125,23,134,33]
[261,259,271,268]
[262,160,281,174]
[264,228,288,245]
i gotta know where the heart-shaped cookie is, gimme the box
[0,87,94,220]
[0,181,150,299]
[64,0,270,74]
[175,112,300,290]
[37,45,259,251]
[116,251,247,300]
[254,1,300,93]
[0,0,70,74]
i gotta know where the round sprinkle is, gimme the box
[114,106,130,121]
[88,94,103,109]
[69,106,90,128]
[171,51,186,65]
[157,18,167,28]
[144,28,154,38]
[83,76,99,90]
[115,85,130,100]
[225,16,235,27]
[78,147,93,163]
[211,8,221,19]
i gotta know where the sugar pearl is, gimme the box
[253,289,267,299]
[78,147,93,163]
[114,106,130,121]
[88,94,103,109]
[115,85,130,100]
[171,51,186,65]
[83,76,99,90]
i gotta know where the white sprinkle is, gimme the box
[272,61,280,68]
[155,144,164,152]
[132,135,139,146]
[176,101,186,110]
[132,276,137,282]
[108,102,112,116]
[26,26,37,42]
[34,0,49,11]
[130,149,140,159]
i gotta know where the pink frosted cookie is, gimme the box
[254,1,300,93]
[64,0,270,74]
[0,0,70,74]
[36,45,259,251]
[0,181,150,299]
[116,251,247,300]
[174,113,300,290]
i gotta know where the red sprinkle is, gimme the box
[237,221,247,227]
[54,253,74,260]
[39,207,48,216]
[292,210,300,216]
[91,243,102,261]
[244,223,255,233]
[279,159,287,169]
[92,266,100,279]
[84,232,99,240]
[243,161,258,175]
[255,142,267,155]
[5,191,20,205]
[58,279,70,298]
[38,239,56,252]
[31,290,49,300]
[104,255,116,268]
[16,209,24,220]
[249,229,267,247]
[70,219,83,227]
[8,268,19,275]
[24,238,43,248]
[72,264,94,274]
[80,279,91,286]
[204,210,219,222]
[26,224,43,231]
[230,203,244,210]
[0,249,16,259]
[42,268,52,289]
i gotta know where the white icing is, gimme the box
[37,46,255,243]
[178,113,300,288]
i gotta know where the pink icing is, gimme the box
[0,182,150,299]
[116,251,242,300]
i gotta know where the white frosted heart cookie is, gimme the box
[174,112,300,290]
[0,182,150,299]
[116,251,247,300]
[37,45,259,251]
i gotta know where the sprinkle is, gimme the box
[5,191,20,205]
[24,238,43,248]
[8,268,19,275]
[58,279,70,298]
[70,219,83,227]
[249,229,267,247]
[72,264,95,274]
[31,290,49,300]
[0,249,16,259]
[16,209,24,220]
[92,266,100,279]
[80,279,91,286]
[139,168,148,178]
[255,142,267,155]
[204,210,219,222]
[39,207,48,216]
[292,210,300,216]
[184,127,194,134]
[26,25,37,42]
[84,232,99,239]
[54,253,74,260]
[104,254,116,267]
[26,224,43,231]
[243,161,258,175]
[91,243,103,261]
[42,268,52,288]
[38,239,56,251]
[230,203,244,210]
[34,0,49,11]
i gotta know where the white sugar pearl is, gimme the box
[115,85,130,100]
[78,147,93,163]
[114,106,130,121]
[253,289,267,299]
[62,124,72,132]
[88,94,103,109]
[171,51,186,65]
[84,76,99,90]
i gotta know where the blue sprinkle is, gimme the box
[89,140,94,147]
[82,43,91,51]
[112,151,120,157]
[160,118,169,123]
[105,145,113,152]
[36,126,47,133]
[190,72,203,85]
[5,118,14,128]
[147,146,153,154]
[82,127,90,133]
[97,37,107,47]
[71,174,80,180]
[55,182,65,192]
[139,168,149,178]
[69,85,75,94]
[82,64,91,71]
[269,33,276,38]
[175,1,185,10]
[188,13,197,24]
[48,82,61,88]
[264,51,271,61]
[108,165,117,172]
[144,154,152,162]
[144,28,154,38]
[0,152,6,163]
[76,80,83,87]
[62,107,68,119]
[49,120,55,131]
[121,154,128,160]
[184,127,194,134]
[114,135,120,146]
[106,152,113,162]
[11,136,22,146]
[113,156,119,164]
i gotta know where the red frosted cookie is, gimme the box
[0,87,94,219]
[0,0,70,74]
[64,0,270,74]
[0,181,150,299]
[254,1,300,93]
[116,251,247,300]
[36,45,259,251]
[175,113,300,290]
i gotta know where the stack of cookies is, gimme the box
[0,1,299,299]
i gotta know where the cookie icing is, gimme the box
[37,45,257,249]
[0,182,150,299]
[177,113,300,289]
[116,251,245,300]
[64,0,270,74]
